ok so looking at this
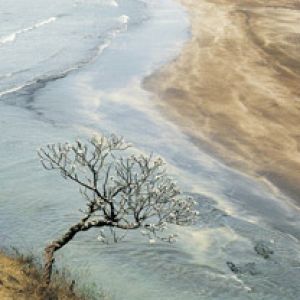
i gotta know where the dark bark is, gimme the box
[43,219,108,285]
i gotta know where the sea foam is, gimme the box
[119,15,130,24]
[0,17,57,46]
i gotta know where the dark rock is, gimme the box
[254,241,274,259]
[227,261,241,274]
[227,261,260,275]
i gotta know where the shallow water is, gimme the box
[0,1,300,299]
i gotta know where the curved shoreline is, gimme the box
[144,0,300,205]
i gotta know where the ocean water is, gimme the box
[1,1,300,299]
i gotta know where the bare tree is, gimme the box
[38,134,198,284]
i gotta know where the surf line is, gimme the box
[0,14,131,100]
[0,17,57,46]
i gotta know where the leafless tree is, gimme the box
[38,134,198,284]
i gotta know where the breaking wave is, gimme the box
[0,16,130,100]
[0,17,57,46]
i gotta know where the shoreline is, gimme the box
[144,0,300,205]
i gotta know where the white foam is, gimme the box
[33,17,57,29]
[119,15,130,24]
[0,82,32,98]
[0,33,16,44]
[97,41,111,54]
[0,17,57,46]
[230,274,253,292]
[110,0,118,7]
[0,82,30,98]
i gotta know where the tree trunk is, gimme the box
[43,219,107,285]
[43,244,57,285]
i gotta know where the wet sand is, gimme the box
[144,0,300,204]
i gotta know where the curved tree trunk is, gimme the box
[43,219,107,285]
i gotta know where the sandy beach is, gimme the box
[144,0,300,204]
[2,1,300,298]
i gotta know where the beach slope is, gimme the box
[144,0,300,203]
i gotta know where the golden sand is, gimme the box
[144,0,300,203]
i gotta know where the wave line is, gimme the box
[0,14,133,101]
[0,17,57,46]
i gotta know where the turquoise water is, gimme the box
[1,1,300,299]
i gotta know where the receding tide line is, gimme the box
[0,17,57,46]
